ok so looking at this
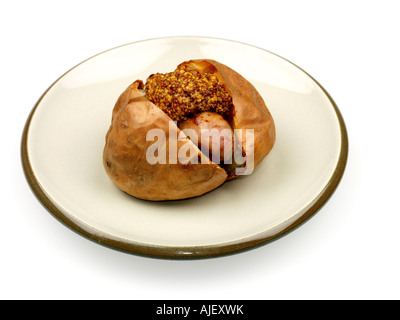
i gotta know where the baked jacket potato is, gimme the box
[103,59,275,200]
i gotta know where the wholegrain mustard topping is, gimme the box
[144,65,233,122]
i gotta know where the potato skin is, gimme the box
[103,81,228,201]
[181,60,276,175]
[103,60,275,200]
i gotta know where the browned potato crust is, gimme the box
[103,81,228,201]
[103,60,275,201]
[181,60,276,173]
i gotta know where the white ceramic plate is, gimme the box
[22,37,348,259]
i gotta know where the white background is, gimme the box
[1,0,399,300]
